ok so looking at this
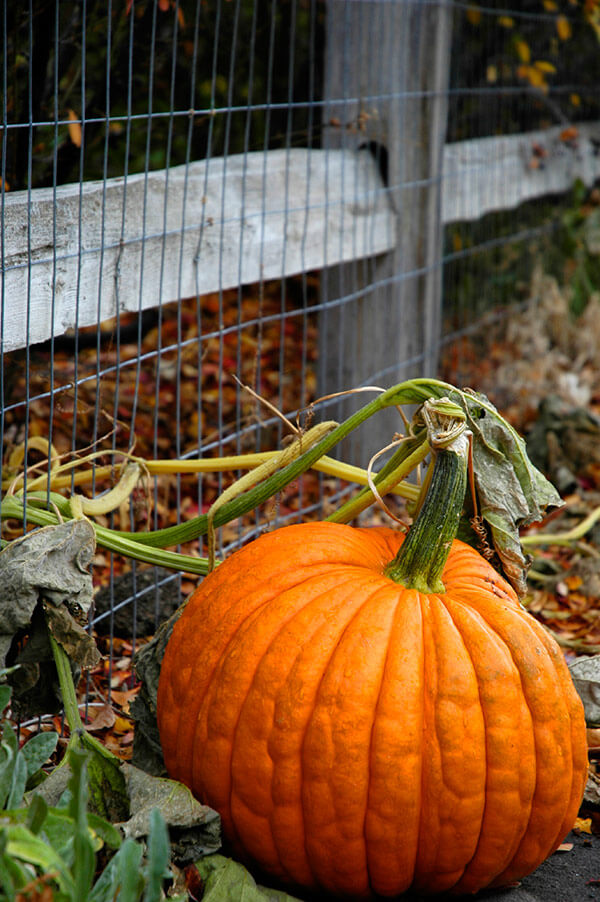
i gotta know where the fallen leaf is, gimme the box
[555,842,573,852]
[574,817,593,834]
[67,109,82,147]
[118,762,221,862]
[184,863,204,901]
[111,686,140,713]
[534,60,556,74]
[112,715,134,734]
[83,703,116,732]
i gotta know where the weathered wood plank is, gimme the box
[1,148,395,352]
[3,122,599,355]
[320,0,453,465]
[443,122,600,223]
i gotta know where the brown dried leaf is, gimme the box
[84,702,116,732]
[44,602,102,670]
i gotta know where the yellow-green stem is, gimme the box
[327,432,429,524]
[2,380,469,564]
[47,628,117,762]
[521,504,600,547]
[1,496,212,574]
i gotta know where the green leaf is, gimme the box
[21,731,58,778]
[143,808,171,902]
[0,849,30,898]
[5,823,74,896]
[197,855,303,902]
[6,753,28,810]
[1,726,18,759]
[6,822,63,869]
[5,805,90,860]
[0,728,18,810]
[73,825,96,901]
[89,838,144,902]
[0,828,28,898]
[25,794,48,834]
[67,747,89,827]
[36,809,80,859]
[87,811,122,851]
[84,739,129,822]
[67,749,97,900]
[0,688,11,716]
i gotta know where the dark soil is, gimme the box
[468,830,600,902]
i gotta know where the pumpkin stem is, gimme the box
[385,398,470,594]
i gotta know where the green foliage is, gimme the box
[444,182,600,326]
[198,854,302,902]
[553,181,600,316]
[443,197,557,324]
[0,676,59,811]
[0,671,171,902]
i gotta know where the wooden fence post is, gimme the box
[320,0,453,465]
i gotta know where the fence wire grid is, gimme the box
[2,0,600,708]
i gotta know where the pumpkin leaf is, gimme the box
[405,382,562,596]
[0,520,96,718]
[569,655,600,726]
[80,742,130,823]
[131,610,184,777]
[118,761,221,864]
[197,855,303,902]
[461,388,562,596]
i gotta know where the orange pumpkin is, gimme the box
[157,418,588,899]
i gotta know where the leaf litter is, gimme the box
[3,264,600,892]
[443,261,600,846]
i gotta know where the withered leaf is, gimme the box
[118,762,221,863]
[0,519,96,665]
[421,384,562,596]
[569,655,600,726]
[44,602,101,670]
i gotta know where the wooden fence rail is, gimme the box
[3,122,599,356]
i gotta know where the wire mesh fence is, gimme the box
[2,0,600,726]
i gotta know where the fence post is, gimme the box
[319,0,453,466]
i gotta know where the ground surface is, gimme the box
[474,831,600,902]
[5,273,600,900]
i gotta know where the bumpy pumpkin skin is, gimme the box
[157,522,588,899]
